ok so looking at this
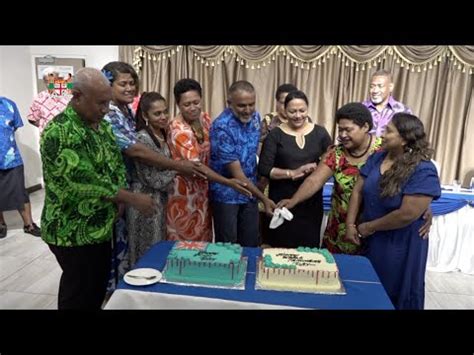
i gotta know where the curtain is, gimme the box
[120,45,474,185]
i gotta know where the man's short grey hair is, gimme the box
[72,67,110,94]
[371,69,393,82]
[228,80,255,97]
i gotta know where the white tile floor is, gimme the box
[1,189,473,309]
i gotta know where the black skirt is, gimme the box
[0,165,30,211]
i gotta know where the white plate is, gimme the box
[124,268,162,286]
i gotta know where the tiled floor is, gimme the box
[0,189,59,309]
[1,189,473,309]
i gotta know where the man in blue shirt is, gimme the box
[210,81,275,247]
[0,96,41,239]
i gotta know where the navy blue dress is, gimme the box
[359,151,441,310]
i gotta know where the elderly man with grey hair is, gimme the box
[40,68,157,310]
[27,66,71,134]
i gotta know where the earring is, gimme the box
[145,119,149,126]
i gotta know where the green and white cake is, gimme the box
[163,241,246,287]
[257,247,341,292]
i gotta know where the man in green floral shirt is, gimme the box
[41,68,156,310]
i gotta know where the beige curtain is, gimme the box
[119,45,474,185]
[118,46,136,67]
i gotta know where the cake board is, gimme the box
[255,258,347,295]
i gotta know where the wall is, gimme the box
[0,46,119,188]
[29,46,119,71]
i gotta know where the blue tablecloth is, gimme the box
[117,241,394,309]
[323,183,474,216]
[431,189,474,216]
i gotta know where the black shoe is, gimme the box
[24,223,41,237]
[0,223,6,239]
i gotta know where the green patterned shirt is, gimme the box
[323,137,382,254]
[40,106,127,247]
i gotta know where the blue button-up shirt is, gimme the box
[103,102,137,151]
[0,97,24,170]
[103,102,137,182]
[210,108,261,204]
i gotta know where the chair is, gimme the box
[462,169,474,188]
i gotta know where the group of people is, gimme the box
[270,71,439,310]
[0,63,441,310]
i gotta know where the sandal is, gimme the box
[24,223,41,237]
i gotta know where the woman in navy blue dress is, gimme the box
[345,113,441,310]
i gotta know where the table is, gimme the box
[105,241,394,310]
[431,188,474,216]
[426,189,474,274]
